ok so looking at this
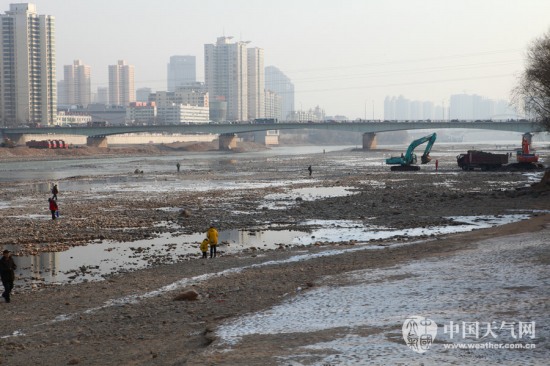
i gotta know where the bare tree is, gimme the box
[514,29,550,130]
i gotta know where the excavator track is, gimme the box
[391,165,421,171]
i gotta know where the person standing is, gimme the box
[48,198,58,220]
[176,162,181,173]
[51,184,59,200]
[0,250,16,303]
[308,165,312,177]
[207,225,219,258]
[200,238,209,259]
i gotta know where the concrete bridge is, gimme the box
[0,120,543,150]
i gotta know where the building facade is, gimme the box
[126,102,157,124]
[56,111,92,126]
[0,3,56,126]
[205,36,249,121]
[63,60,91,107]
[108,60,135,106]
[247,47,265,120]
[167,55,196,92]
[264,89,282,120]
[265,66,294,121]
[149,88,209,124]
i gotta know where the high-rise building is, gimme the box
[64,60,91,107]
[0,3,56,126]
[265,66,294,120]
[264,89,282,119]
[247,48,264,120]
[108,60,135,106]
[167,55,196,92]
[205,36,249,121]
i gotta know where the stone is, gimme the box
[173,289,199,301]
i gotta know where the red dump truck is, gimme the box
[456,150,508,171]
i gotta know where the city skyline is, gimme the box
[2,0,550,119]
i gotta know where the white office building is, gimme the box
[108,60,135,106]
[0,3,56,126]
[264,89,282,120]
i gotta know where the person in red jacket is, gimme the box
[48,198,58,220]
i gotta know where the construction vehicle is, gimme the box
[516,134,539,164]
[385,133,437,171]
[1,137,16,148]
[456,151,508,171]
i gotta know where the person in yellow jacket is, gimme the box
[207,225,219,258]
[200,238,209,259]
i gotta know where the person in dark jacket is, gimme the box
[49,198,58,220]
[51,184,59,200]
[0,249,16,303]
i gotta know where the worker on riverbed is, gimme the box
[207,225,219,258]
[48,198,58,220]
[0,249,16,303]
[176,162,181,173]
[51,184,58,200]
[308,165,312,176]
[200,238,209,259]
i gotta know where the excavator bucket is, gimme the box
[421,154,431,164]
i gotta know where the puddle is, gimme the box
[10,228,310,288]
[261,186,356,209]
[9,214,531,289]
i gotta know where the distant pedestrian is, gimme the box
[207,225,219,258]
[200,238,209,259]
[51,184,58,200]
[435,159,439,171]
[48,198,58,220]
[308,165,312,176]
[176,162,181,173]
[0,249,16,303]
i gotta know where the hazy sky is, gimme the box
[4,0,550,119]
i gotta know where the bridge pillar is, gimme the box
[87,136,108,148]
[253,130,279,146]
[219,133,238,150]
[3,133,24,145]
[362,133,377,150]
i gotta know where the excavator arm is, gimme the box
[420,133,437,164]
[385,133,437,170]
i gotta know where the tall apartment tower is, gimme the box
[265,66,294,121]
[64,60,91,107]
[167,55,196,92]
[204,36,248,121]
[0,3,56,126]
[247,48,265,120]
[108,60,135,106]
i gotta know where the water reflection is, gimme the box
[12,228,310,288]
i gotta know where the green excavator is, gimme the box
[385,133,437,171]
